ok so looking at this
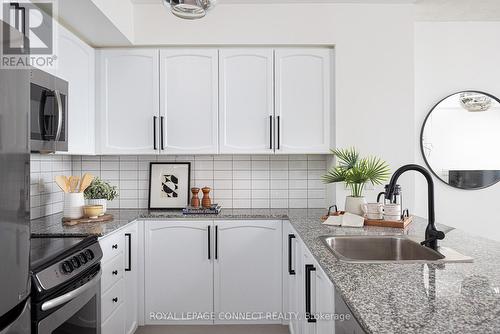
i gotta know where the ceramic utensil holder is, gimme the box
[64,192,85,219]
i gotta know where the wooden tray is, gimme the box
[62,214,113,226]
[320,211,345,222]
[364,215,413,229]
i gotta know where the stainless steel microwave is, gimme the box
[30,68,68,153]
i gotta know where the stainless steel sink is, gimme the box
[321,235,473,264]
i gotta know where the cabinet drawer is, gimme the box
[100,232,124,263]
[102,278,124,322]
[101,252,124,293]
[102,303,125,334]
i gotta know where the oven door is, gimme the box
[30,69,68,153]
[35,268,101,334]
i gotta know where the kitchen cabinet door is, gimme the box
[275,48,332,154]
[57,24,95,155]
[316,266,335,334]
[123,221,139,334]
[219,49,274,154]
[302,245,317,334]
[144,221,213,324]
[287,225,303,334]
[160,49,218,154]
[214,220,282,324]
[97,49,159,154]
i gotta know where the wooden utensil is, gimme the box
[79,173,94,193]
[55,175,69,193]
[69,176,80,193]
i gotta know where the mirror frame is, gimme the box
[420,90,500,190]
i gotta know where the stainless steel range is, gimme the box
[30,236,103,334]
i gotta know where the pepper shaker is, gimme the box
[190,187,200,208]
[201,187,212,208]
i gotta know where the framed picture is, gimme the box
[148,162,191,209]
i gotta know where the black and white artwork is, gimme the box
[161,174,179,198]
[149,162,190,209]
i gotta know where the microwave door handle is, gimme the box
[53,89,63,141]
[38,91,48,140]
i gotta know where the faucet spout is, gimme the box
[385,164,444,251]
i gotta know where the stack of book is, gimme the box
[182,204,222,215]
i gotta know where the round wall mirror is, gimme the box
[421,91,500,190]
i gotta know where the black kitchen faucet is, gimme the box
[385,164,445,251]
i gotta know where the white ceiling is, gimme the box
[131,0,416,3]
[416,0,500,21]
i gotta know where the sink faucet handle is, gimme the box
[420,230,445,247]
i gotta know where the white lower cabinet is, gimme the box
[286,225,303,334]
[123,222,139,334]
[102,304,125,334]
[99,221,139,334]
[144,220,283,325]
[98,219,341,333]
[286,222,336,334]
[144,221,214,325]
[214,220,282,324]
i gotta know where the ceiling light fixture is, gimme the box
[163,0,217,20]
[459,92,492,112]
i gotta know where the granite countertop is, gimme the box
[30,209,500,333]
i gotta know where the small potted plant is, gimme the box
[84,177,118,214]
[323,147,390,215]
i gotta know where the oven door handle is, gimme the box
[41,269,101,311]
[53,89,63,142]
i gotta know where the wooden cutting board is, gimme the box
[62,214,113,226]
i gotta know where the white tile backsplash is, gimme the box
[30,154,72,219]
[30,154,328,218]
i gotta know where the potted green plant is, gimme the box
[323,147,390,215]
[84,177,118,214]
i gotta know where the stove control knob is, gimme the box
[61,261,73,274]
[84,249,94,261]
[70,256,81,268]
[78,253,87,264]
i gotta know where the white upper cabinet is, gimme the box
[97,49,159,155]
[219,49,274,154]
[275,48,332,154]
[159,49,219,154]
[214,220,282,324]
[57,25,95,155]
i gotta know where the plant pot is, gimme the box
[344,196,367,216]
[86,198,107,215]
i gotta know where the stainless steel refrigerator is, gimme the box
[0,21,31,334]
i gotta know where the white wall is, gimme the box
[133,3,416,209]
[415,22,500,241]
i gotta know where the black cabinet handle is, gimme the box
[277,116,281,150]
[288,234,296,275]
[125,233,131,272]
[269,115,273,150]
[112,270,118,275]
[160,116,165,150]
[112,244,118,250]
[215,225,218,260]
[305,264,316,323]
[208,225,211,260]
[112,297,118,303]
[153,116,158,150]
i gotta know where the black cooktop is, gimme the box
[30,236,97,271]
